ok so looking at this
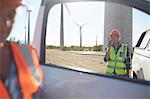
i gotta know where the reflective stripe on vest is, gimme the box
[106,44,127,75]
[28,45,44,85]
[10,43,43,99]
[0,81,10,99]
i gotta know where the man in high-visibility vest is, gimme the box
[104,29,131,77]
[0,0,44,99]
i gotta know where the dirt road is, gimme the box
[46,49,107,73]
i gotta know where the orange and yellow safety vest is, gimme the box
[0,43,43,99]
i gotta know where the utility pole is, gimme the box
[27,9,32,44]
[24,26,27,45]
[23,5,33,45]
[96,36,97,47]
[60,3,64,49]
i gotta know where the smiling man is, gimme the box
[104,29,131,77]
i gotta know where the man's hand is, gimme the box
[105,42,112,61]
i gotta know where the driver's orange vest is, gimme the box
[0,43,43,99]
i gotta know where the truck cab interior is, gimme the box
[8,0,150,99]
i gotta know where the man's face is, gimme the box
[110,35,119,43]
[0,2,19,42]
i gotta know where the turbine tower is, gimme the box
[60,3,64,49]
[104,2,132,53]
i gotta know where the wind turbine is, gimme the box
[64,3,88,47]
[74,22,87,48]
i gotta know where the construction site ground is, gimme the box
[46,49,107,73]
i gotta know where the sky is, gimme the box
[9,0,150,47]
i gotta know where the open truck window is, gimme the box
[45,1,150,82]
[8,0,150,82]
[45,2,105,73]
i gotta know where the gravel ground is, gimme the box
[46,49,107,73]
